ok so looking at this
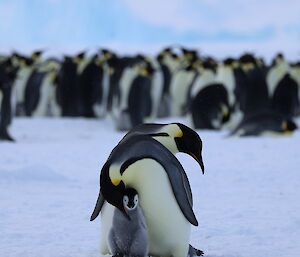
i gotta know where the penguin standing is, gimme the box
[115,59,154,131]
[267,54,299,118]
[0,58,18,141]
[271,74,299,118]
[78,54,104,117]
[290,62,300,115]
[90,123,205,257]
[156,48,181,117]
[146,58,164,121]
[108,188,149,257]
[56,54,82,117]
[31,59,60,117]
[170,62,197,116]
[98,135,198,257]
[233,54,269,120]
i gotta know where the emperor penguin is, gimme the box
[156,48,181,117]
[170,62,198,116]
[96,134,199,257]
[266,53,290,98]
[56,55,81,116]
[116,59,154,131]
[108,187,149,257]
[31,58,60,117]
[12,51,43,116]
[0,58,18,141]
[78,54,105,117]
[189,61,230,129]
[229,111,297,137]
[237,54,269,117]
[90,123,205,256]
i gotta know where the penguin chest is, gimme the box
[122,159,191,256]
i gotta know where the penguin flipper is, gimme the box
[90,190,105,221]
[161,155,198,226]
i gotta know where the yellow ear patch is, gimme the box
[282,121,288,131]
[176,130,183,138]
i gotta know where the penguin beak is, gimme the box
[175,124,205,174]
[189,153,205,174]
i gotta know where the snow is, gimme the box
[1,118,300,257]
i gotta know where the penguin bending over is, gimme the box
[108,187,149,257]
[98,135,197,257]
[90,123,205,256]
[229,111,297,137]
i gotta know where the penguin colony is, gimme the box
[90,122,205,257]
[0,48,299,141]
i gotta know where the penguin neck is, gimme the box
[152,136,179,154]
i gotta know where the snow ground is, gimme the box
[0,118,300,257]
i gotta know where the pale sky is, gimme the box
[0,0,299,59]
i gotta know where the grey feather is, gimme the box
[108,205,149,257]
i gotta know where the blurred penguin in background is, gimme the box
[78,54,105,117]
[237,53,269,117]
[267,54,299,118]
[189,59,230,129]
[229,110,297,137]
[116,57,155,131]
[56,52,84,117]
[13,51,43,116]
[0,58,18,141]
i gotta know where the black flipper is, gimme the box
[90,190,105,221]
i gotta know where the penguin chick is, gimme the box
[108,188,149,257]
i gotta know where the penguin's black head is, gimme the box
[282,120,298,132]
[123,188,139,212]
[76,51,85,60]
[31,50,43,59]
[174,123,205,174]
[100,162,129,219]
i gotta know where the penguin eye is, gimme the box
[123,196,129,205]
[134,195,138,204]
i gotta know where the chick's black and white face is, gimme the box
[123,194,138,211]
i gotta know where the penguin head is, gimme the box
[123,188,139,213]
[31,50,43,61]
[100,162,129,219]
[173,123,205,173]
[281,120,297,133]
[126,123,205,173]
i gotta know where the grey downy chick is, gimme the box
[108,188,149,257]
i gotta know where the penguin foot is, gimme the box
[189,244,204,256]
[195,249,204,256]
[112,254,124,257]
[0,130,15,142]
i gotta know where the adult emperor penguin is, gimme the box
[229,111,298,137]
[95,134,200,257]
[0,58,18,141]
[90,123,204,256]
[108,187,149,257]
[189,60,230,129]
[170,62,198,116]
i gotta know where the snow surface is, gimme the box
[1,118,300,257]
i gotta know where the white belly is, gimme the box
[100,159,191,257]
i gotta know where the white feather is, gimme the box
[170,69,195,116]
